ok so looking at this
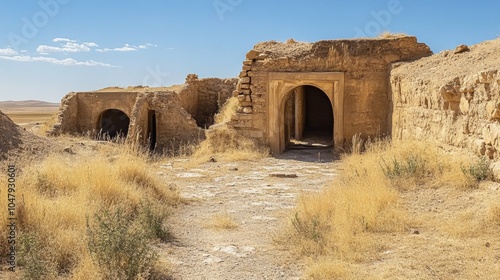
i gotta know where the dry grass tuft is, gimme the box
[191,125,268,164]
[281,139,491,277]
[205,212,239,230]
[183,96,268,165]
[303,259,353,280]
[214,96,239,124]
[378,31,408,39]
[188,97,269,163]
[0,143,179,279]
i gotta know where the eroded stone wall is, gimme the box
[178,74,238,128]
[128,91,203,151]
[230,36,432,150]
[50,90,203,151]
[390,39,500,159]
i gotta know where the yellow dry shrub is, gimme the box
[191,125,268,163]
[283,139,484,277]
[303,259,353,280]
[205,212,239,230]
[214,96,239,124]
[0,143,179,279]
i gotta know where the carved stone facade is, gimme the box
[230,36,432,154]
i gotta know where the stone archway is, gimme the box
[282,85,334,149]
[268,72,344,154]
[97,109,130,139]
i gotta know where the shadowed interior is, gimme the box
[98,109,130,139]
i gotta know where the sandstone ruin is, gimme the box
[51,36,500,158]
[391,38,500,160]
[230,36,431,153]
[51,76,236,151]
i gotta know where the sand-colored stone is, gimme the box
[390,38,500,159]
[50,76,237,151]
[230,36,432,154]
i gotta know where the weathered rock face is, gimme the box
[179,75,238,128]
[390,38,500,159]
[230,36,432,154]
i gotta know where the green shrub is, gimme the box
[380,154,427,179]
[19,233,52,280]
[461,156,493,182]
[86,207,158,280]
[291,212,324,243]
[137,202,172,241]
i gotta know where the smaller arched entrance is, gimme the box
[97,109,130,139]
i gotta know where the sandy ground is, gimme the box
[152,151,500,280]
[154,149,338,280]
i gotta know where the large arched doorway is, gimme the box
[282,86,334,150]
[268,72,344,154]
[97,109,130,139]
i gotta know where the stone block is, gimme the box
[239,71,248,78]
[240,77,251,84]
[243,107,253,114]
[246,50,260,60]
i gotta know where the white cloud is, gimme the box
[37,40,99,53]
[0,55,118,67]
[96,43,157,52]
[84,42,99,47]
[53,38,76,43]
[0,48,18,56]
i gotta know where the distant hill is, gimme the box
[0,100,60,108]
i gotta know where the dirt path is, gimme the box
[155,149,339,280]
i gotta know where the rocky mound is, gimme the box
[0,110,53,161]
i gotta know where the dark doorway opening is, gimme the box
[98,109,130,139]
[284,86,334,150]
[147,110,157,151]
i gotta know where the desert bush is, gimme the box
[0,142,179,279]
[18,233,53,280]
[461,156,493,182]
[137,202,172,241]
[281,139,485,277]
[380,154,427,180]
[86,207,158,280]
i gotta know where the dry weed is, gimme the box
[0,143,179,279]
[190,125,268,164]
[282,139,494,277]
[378,31,408,38]
[205,212,239,230]
[303,259,353,280]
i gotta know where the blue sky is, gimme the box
[0,0,499,102]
